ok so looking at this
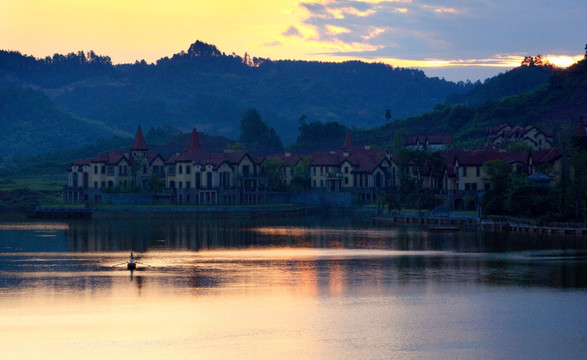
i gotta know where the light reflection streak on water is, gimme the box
[251,226,404,239]
[0,223,69,231]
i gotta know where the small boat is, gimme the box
[127,252,136,270]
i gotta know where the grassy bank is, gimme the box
[0,175,65,211]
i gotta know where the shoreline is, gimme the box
[31,204,367,219]
[17,206,587,235]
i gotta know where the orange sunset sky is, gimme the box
[1,0,584,81]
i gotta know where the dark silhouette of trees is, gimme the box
[239,109,283,148]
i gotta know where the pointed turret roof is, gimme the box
[576,122,587,137]
[185,128,204,152]
[130,125,149,151]
[342,130,354,150]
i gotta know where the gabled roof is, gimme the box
[166,129,256,169]
[530,148,562,164]
[265,153,303,166]
[310,147,388,173]
[450,149,528,167]
[91,150,130,165]
[68,158,91,170]
[146,153,165,165]
[130,126,149,151]
[405,135,453,146]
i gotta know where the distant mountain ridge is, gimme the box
[352,56,587,148]
[0,40,470,157]
[0,41,577,161]
[446,60,556,106]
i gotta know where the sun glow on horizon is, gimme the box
[1,0,584,81]
[546,55,583,68]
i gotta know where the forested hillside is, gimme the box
[445,57,555,106]
[0,40,470,157]
[0,88,120,159]
[353,56,587,148]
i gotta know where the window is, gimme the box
[169,181,175,188]
[242,165,250,176]
[476,166,480,177]
[178,165,183,174]
[186,181,191,188]
[178,181,183,189]
[94,181,98,188]
[94,166,98,174]
[186,166,191,174]
[107,166,114,176]
[195,172,201,189]
[344,177,349,185]
[464,183,478,191]
[344,167,349,174]
[169,166,175,175]
[101,181,105,188]
[207,172,213,188]
[101,166,105,174]
[462,167,467,177]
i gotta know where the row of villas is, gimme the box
[65,124,567,208]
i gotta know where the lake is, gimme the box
[0,214,585,359]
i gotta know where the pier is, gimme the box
[373,212,587,235]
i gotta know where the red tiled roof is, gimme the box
[448,149,528,167]
[68,158,91,170]
[91,150,130,165]
[185,128,204,152]
[265,153,303,166]
[130,126,149,151]
[530,148,562,163]
[167,132,255,169]
[342,130,354,150]
[405,135,452,146]
[310,147,387,173]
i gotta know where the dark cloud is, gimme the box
[283,26,303,38]
[296,0,587,60]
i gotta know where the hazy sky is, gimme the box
[1,0,585,81]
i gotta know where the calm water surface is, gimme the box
[0,214,585,359]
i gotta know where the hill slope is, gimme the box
[354,57,587,147]
[0,88,121,160]
[0,41,470,148]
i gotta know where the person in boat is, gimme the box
[129,252,134,264]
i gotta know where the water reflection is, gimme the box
[59,215,587,254]
[1,215,586,359]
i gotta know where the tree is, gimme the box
[385,109,391,121]
[292,156,312,190]
[239,109,283,149]
[482,160,512,215]
[569,147,587,221]
[147,173,165,193]
[393,148,443,210]
[262,157,285,191]
[504,175,534,217]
